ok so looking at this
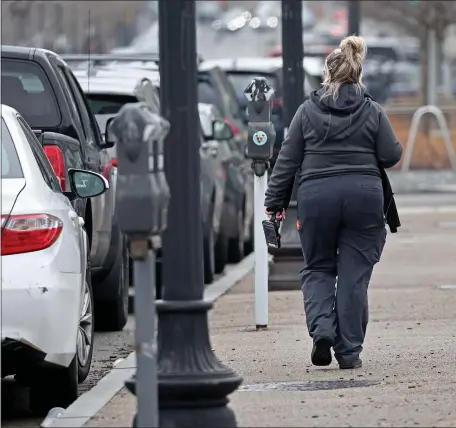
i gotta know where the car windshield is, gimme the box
[86,93,138,115]
[1,59,61,129]
[198,81,224,113]
[1,118,23,178]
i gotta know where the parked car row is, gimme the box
[62,55,256,287]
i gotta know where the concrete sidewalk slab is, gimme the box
[84,209,456,427]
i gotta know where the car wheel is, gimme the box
[228,208,245,263]
[203,214,215,284]
[214,232,228,274]
[77,254,94,383]
[95,235,129,332]
[29,357,78,416]
[244,217,254,255]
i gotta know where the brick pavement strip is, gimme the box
[85,211,456,427]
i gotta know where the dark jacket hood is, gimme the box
[307,84,372,142]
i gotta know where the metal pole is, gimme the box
[281,0,304,134]
[347,0,361,36]
[158,0,242,426]
[254,174,268,328]
[133,249,158,428]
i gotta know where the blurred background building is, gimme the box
[2,0,456,169]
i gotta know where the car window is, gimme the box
[198,81,223,112]
[213,70,243,119]
[16,116,62,192]
[1,59,61,129]
[1,118,24,178]
[54,65,85,138]
[64,69,98,147]
[86,94,138,115]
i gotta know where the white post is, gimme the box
[254,173,268,329]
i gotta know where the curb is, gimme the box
[47,253,254,428]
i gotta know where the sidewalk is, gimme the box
[85,210,456,427]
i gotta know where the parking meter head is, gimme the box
[244,78,276,163]
[111,102,168,237]
[243,77,275,103]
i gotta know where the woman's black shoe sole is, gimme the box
[339,359,362,369]
[311,338,333,366]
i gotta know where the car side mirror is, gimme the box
[213,119,234,141]
[66,168,109,200]
[102,117,116,149]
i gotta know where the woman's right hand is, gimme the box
[264,208,286,220]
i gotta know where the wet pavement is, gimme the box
[83,194,456,427]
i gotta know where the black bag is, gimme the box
[380,168,401,233]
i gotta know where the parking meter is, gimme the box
[109,102,171,428]
[110,102,169,243]
[243,77,276,331]
[244,77,276,177]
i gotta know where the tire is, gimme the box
[244,217,254,255]
[29,357,78,416]
[228,208,245,263]
[214,232,228,274]
[95,235,129,332]
[77,254,94,383]
[203,216,215,284]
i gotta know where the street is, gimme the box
[1,318,135,427]
[82,192,456,427]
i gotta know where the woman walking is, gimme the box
[264,36,402,369]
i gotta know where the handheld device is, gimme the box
[262,213,282,249]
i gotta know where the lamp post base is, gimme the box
[157,299,242,428]
[159,404,238,428]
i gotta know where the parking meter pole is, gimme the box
[244,78,276,331]
[281,0,304,133]
[254,171,269,328]
[158,0,242,426]
[130,242,158,428]
[111,103,171,428]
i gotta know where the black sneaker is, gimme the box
[311,338,333,366]
[339,358,362,369]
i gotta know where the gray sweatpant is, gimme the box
[297,174,387,363]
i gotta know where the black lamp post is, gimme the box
[281,0,304,204]
[157,1,242,426]
[348,0,361,36]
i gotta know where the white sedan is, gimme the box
[1,104,109,414]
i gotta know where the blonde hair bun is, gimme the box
[339,35,367,62]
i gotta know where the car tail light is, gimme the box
[44,145,66,191]
[273,99,283,108]
[224,117,240,136]
[1,214,63,256]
